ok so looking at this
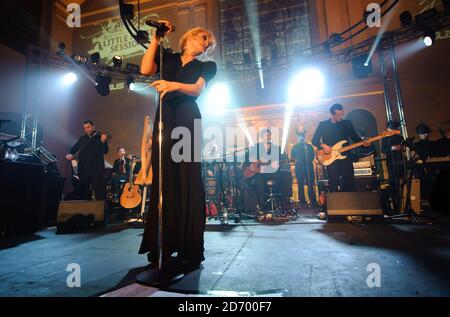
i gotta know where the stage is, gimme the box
[1,209,450,297]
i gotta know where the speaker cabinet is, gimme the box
[326,192,384,223]
[401,179,421,215]
[57,200,105,233]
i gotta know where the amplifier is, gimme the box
[354,168,373,176]
[353,161,371,169]
[57,200,105,233]
[326,192,384,223]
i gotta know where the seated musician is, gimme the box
[111,146,131,195]
[246,129,291,211]
[434,120,450,157]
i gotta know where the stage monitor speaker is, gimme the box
[57,200,105,233]
[326,192,384,223]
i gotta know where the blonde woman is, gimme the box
[139,21,217,273]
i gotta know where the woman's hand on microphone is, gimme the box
[152,20,174,40]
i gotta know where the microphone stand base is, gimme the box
[136,267,185,287]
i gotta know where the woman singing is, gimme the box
[139,21,217,272]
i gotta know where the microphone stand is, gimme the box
[136,35,184,287]
[303,141,313,207]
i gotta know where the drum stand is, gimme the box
[137,40,184,287]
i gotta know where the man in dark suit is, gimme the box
[66,121,108,200]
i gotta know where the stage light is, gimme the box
[423,30,436,47]
[58,42,66,56]
[329,33,343,45]
[415,9,439,29]
[95,73,112,96]
[126,63,140,74]
[91,52,100,64]
[126,76,135,91]
[112,55,123,68]
[63,72,77,85]
[323,42,332,56]
[288,68,325,103]
[72,54,88,63]
[206,83,231,114]
[399,11,413,27]
[352,54,372,78]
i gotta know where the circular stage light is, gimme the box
[288,68,325,103]
[127,76,135,91]
[423,35,435,47]
[206,83,231,114]
[63,72,77,85]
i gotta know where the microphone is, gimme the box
[145,20,175,33]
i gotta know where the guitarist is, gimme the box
[312,104,371,192]
[111,146,131,196]
[246,129,283,211]
[65,120,109,200]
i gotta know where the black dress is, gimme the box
[139,48,217,266]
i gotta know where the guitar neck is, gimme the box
[338,135,384,153]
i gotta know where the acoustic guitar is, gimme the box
[120,157,142,209]
[244,157,292,179]
[315,130,401,166]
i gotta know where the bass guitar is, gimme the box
[315,130,400,166]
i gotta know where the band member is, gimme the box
[412,123,435,161]
[139,22,217,272]
[412,123,434,201]
[434,120,450,157]
[66,121,108,200]
[291,130,317,206]
[312,104,371,192]
[246,129,281,211]
[111,146,131,194]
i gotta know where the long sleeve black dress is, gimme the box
[139,48,217,267]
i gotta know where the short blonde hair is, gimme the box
[179,27,216,55]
